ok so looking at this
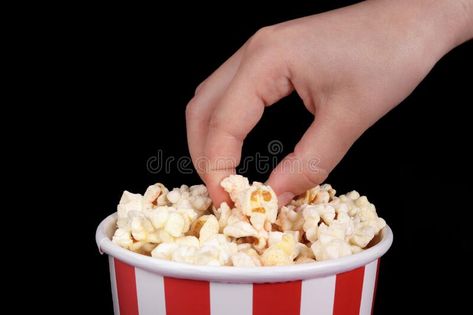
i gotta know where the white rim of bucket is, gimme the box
[96,213,393,283]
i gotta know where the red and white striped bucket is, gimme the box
[97,214,393,315]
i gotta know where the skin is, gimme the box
[186,0,473,206]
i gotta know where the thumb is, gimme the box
[267,110,365,205]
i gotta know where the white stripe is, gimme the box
[210,282,253,315]
[109,257,120,315]
[359,259,378,315]
[135,268,167,315]
[300,275,336,315]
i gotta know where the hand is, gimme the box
[186,0,473,205]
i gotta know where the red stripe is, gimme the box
[253,281,301,315]
[333,266,365,315]
[114,259,139,315]
[371,259,380,315]
[164,277,210,315]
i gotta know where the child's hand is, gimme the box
[186,0,473,205]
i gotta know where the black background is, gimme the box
[51,1,472,314]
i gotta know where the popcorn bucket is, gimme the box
[96,213,393,315]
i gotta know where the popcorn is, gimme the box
[189,185,213,212]
[347,190,360,200]
[231,252,257,267]
[268,231,284,247]
[164,212,187,237]
[311,238,352,261]
[151,234,238,266]
[302,203,335,226]
[146,206,197,238]
[130,212,160,243]
[131,242,158,255]
[302,205,321,243]
[177,208,199,232]
[318,204,336,225]
[198,234,238,265]
[252,233,268,252]
[296,242,315,260]
[170,244,199,265]
[213,202,232,232]
[157,229,175,243]
[113,188,198,255]
[114,176,386,266]
[220,175,250,200]
[175,236,200,247]
[117,191,143,229]
[151,242,178,260]
[275,205,304,232]
[189,214,219,243]
[167,184,212,213]
[143,183,169,209]
[113,222,158,255]
[231,250,262,267]
[291,184,336,206]
[245,248,262,265]
[146,206,172,229]
[349,222,376,248]
[261,233,298,266]
[224,221,258,238]
[350,245,363,254]
[222,175,278,231]
[112,228,133,249]
[317,222,350,242]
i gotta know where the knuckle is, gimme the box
[185,98,200,121]
[246,26,279,55]
[208,114,244,143]
[253,26,276,41]
[194,79,208,96]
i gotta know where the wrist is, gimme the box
[409,0,473,55]
[457,0,473,43]
[361,0,471,66]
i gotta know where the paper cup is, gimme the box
[96,213,393,315]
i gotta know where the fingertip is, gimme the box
[207,183,232,208]
[204,168,236,208]
[267,171,296,206]
[266,167,288,196]
[266,153,324,204]
[277,191,295,207]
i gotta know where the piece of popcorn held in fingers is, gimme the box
[221,175,278,231]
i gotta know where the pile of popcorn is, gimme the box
[112,175,386,267]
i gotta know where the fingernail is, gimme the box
[277,192,295,207]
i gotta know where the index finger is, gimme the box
[203,59,293,204]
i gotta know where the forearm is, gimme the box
[351,0,472,79]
